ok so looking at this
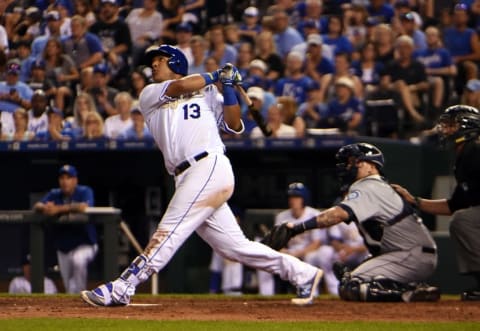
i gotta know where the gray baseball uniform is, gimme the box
[339,175,437,283]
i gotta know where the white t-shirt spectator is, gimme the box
[104,115,133,139]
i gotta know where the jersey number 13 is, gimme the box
[183,103,200,119]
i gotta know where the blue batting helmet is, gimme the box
[287,182,311,205]
[145,44,188,76]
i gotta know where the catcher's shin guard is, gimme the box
[339,275,406,302]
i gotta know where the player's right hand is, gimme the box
[220,63,242,87]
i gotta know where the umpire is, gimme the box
[394,105,480,301]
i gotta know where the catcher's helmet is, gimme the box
[287,182,311,205]
[336,143,384,186]
[437,104,480,144]
[145,45,188,76]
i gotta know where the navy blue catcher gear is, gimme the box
[335,143,385,187]
[437,104,480,145]
[287,182,311,205]
[145,45,188,76]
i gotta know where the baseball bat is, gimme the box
[234,85,273,137]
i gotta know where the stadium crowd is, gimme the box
[0,0,479,142]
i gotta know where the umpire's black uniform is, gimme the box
[448,138,480,297]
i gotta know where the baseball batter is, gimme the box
[263,143,440,302]
[81,45,322,307]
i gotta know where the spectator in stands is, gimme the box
[34,164,97,293]
[277,96,306,137]
[82,111,105,140]
[236,42,255,79]
[1,108,34,141]
[238,6,262,44]
[207,24,238,66]
[444,3,480,97]
[174,22,194,65]
[54,1,73,38]
[125,0,163,68]
[0,107,14,136]
[343,4,369,51]
[319,77,364,133]
[414,26,457,118]
[27,90,49,136]
[367,0,395,24]
[62,15,103,71]
[13,40,35,83]
[129,66,151,102]
[104,92,134,139]
[319,52,363,103]
[158,0,185,43]
[76,66,94,94]
[251,103,296,139]
[88,63,118,118]
[297,81,324,129]
[372,23,395,66]
[243,86,276,130]
[36,107,74,141]
[73,0,96,27]
[181,0,206,33]
[90,0,132,88]
[382,35,428,125]
[0,61,34,113]
[0,22,9,54]
[462,76,480,109]
[42,38,79,114]
[31,10,63,59]
[69,92,97,136]
[322,15,354,56]
[296,0,328,37]
[351,41,384,95]
[255,31,284,80]
[398,12,426,51]
[118,108,152,140]
[272,8,304,58]
[274,51,318,105]
[8,255,57,295]
[189,35,208,74]
[27,60,56,103]
[304,34,335,88]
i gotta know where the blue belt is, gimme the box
[174,151,209,176]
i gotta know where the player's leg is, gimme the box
[81,154,232,306]
[68,244,98,293]
[196,203,322,304]
[56,250,73,293]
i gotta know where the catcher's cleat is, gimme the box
[402,285,441,302]
[291,269,323,306]
[461,289,480,301]
[81,282,127,307]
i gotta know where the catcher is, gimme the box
[262,142,440,302]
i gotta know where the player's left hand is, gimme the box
[220,63,242,87]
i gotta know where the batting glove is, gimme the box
[220,63,242,87]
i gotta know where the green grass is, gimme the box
[1,319,478,331]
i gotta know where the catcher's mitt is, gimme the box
[261,223,296,250]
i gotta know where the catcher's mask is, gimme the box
[335,143,384,187]
[436,104,480,146]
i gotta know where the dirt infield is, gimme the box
[0,296,479,322]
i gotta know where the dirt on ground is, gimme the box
[0,296,479,322]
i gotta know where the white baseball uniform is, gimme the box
[107,80,318,304]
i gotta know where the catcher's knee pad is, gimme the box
[339,275,407,302]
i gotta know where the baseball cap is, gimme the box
[31,60,46,70]
[287,50,305,62]
[93,63,109,75]
[45,10,60,21]
[100,0,118,5]
[307,34,323,46]
[176,22,192,33]
[59,164,77,177]
[335,76,354,90]
[249,59,268,73]
[26,7,39,17]
[247,86,265,103]
[466,79,480,92]
[244,6,259,17]
[454,3,469,11]
[400,12,415,22]
[6,60,21,75]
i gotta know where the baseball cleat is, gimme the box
[461,289,480,301]
[291,269,323,306]
[81,282,127,307]
[402,285,441,302]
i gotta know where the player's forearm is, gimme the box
[415,197,451,215]
[292,206,347,234]
[222,85,242,131]
[166,72,219,97]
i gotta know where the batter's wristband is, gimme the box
[201,71,219,85]
[223,85,238,106]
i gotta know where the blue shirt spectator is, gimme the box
[367,0,395,24]
[273,9,304,58]
[0,62,34,113]
[275,75,317,105]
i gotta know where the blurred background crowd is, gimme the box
[0,0,478,142]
